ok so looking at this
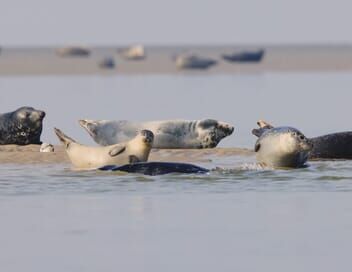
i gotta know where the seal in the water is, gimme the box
[54,128,154,169]
[79,119,234,149]
[254,126,313,168]
[100,162,210,176]
[253,120,352,160]
[0,106,45,145]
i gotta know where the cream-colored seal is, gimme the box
[54,128,153,169]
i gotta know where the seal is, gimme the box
[175,54,217,69]
[54,128,154,169]
[99,162,210,176]
[79,119,234,149]
[118,45,146,60]
[254,126,313,168]
[254,120,352,160]
[0,106,45,145]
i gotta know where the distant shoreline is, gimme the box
[1,44,352,75]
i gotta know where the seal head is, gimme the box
[255,126,313,168]
[197,119,234,148]
[0,106,45,145]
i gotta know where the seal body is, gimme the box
[255,127,313,168]
[100,162,210,176]
[175,54,217,69]
[79,119,234,149]
[54,128,154,169]
[253,120,352,160]
[0,107,45,145]
[309,132,352,159]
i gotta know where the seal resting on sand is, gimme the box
[253,120,352,160]
[100,162,209,176]
[254,126,313,168]
[54,128,154,169]
[0,106,45,145]
[79,119,234,149]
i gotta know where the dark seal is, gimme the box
[0,106,45,145]
[99,162,209,176]
[252,120,352,160]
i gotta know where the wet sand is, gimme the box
[1,45,352,75]
[0,145,253,165]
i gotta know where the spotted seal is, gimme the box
[54,128,154,169]
[0,106,45,145]
[254,126,313,168]
[79,119,234,149]
[254,120,352,160]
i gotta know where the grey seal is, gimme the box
[79,119,234,149]
[254,120,352,160]
[0,106,45,145]
[100,162,209,176]
[54,128,154,169]
[175,54,217,69]
[254,126,313,168]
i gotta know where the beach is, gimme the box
[0,145,253,165]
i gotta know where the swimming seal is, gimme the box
[253,120,352,160]
[0,106,45,145]
[254,126,313,168]
[99,162,210,176]
[79,119,234,149]
[54,128,154,169]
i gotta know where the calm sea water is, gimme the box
[1,73,352,271]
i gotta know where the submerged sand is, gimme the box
[0,145,253,165]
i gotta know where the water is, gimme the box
[1,72,352,271]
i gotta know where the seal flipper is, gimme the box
[254,142,261,152]
[79,119,98,137]
[108,145,126,156]
[54,128,76,147]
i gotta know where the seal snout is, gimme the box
[38,111,46,119]
[220,124,234,135]
[139,129,154,144]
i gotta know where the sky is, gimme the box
[0,0,351,46]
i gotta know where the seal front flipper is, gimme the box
[108,145,126,156]
[254,142,261,152]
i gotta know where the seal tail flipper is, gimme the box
[252,120,275,137]
[257,120,274,129]
[79,119,98,136]
[54,128,76,146]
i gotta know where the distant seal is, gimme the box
[54,128,154,169]
[254,120,352,160]
[79,119,234,149]
[175,54,217,69]
[100,162,210,176]
[254,126,313,168]
[0,106,45,145]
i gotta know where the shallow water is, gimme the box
[1,73,352,271]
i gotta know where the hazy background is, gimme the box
[0,0,350,46]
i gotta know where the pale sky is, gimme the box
[0,0,351,46]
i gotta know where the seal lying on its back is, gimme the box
[54,128,154,169]
[0,106,45,145]
[100,162,209,176]
[254,120,352,160]
[254,126,313,168]
[79,119,234,149]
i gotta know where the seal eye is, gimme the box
[299,135,305,140]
